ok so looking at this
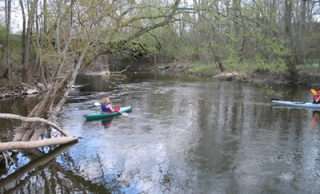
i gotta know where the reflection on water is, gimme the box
[101,118,114,128]
[310,111,320,128]
[1,73,320,193]
[0,96,43,135]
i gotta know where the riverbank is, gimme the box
[1,66,320,100]
[162,64,320,87]
[0,82,48,100]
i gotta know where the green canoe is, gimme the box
[86,106,133,121]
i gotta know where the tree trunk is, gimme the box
[284,0,298,83]
[4,0,12,80]
[298,0,306,42]
[18,0,26,80]
[22,0,38,84]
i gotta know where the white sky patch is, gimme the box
[0,0,23,33]
[0,0,195,34]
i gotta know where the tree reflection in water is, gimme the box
[0,143,119,193]
[310,111,320,128]
[101,118,114,128]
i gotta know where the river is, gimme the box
[1,72,320,193]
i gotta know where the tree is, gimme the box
[21,0,38,84]
[3,0,12,80]
[1,0,182,151]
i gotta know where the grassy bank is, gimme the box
[158,61,320,86]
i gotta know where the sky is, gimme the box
[0,0,23,33]
[1,0,195,34]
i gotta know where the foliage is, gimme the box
[0,26,22,73]
[185,62,216,76]
[259,84,286,99]
[0,0,319,86]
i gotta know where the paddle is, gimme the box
[94,102,128,116]
[311,88,318,95]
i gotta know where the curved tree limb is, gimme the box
[0,113,68,137]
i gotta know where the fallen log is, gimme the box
[0,137,78,152]
[0,113,68,136]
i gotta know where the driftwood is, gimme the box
[0,113,76,153]
[111,65,131,74]
[0,113,68,137]
[0,137,78,152]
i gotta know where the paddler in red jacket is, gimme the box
[313,91,320,103]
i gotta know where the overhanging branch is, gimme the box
[0,113,68,137]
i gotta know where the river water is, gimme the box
[1,72,320,193]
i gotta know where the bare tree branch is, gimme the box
[0,113,68,137]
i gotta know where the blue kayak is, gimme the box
[271,99,320,109]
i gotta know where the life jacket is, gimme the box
[313,95,320,103]
[101,103,112,112]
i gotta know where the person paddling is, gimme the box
[101,98,119,113]
[313,91,320,103]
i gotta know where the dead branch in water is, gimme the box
[0,137,78,152]
[120,65,131,73]
[0,113,68,137]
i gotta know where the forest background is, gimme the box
[1,0,320,89]
[0,0,320,150]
